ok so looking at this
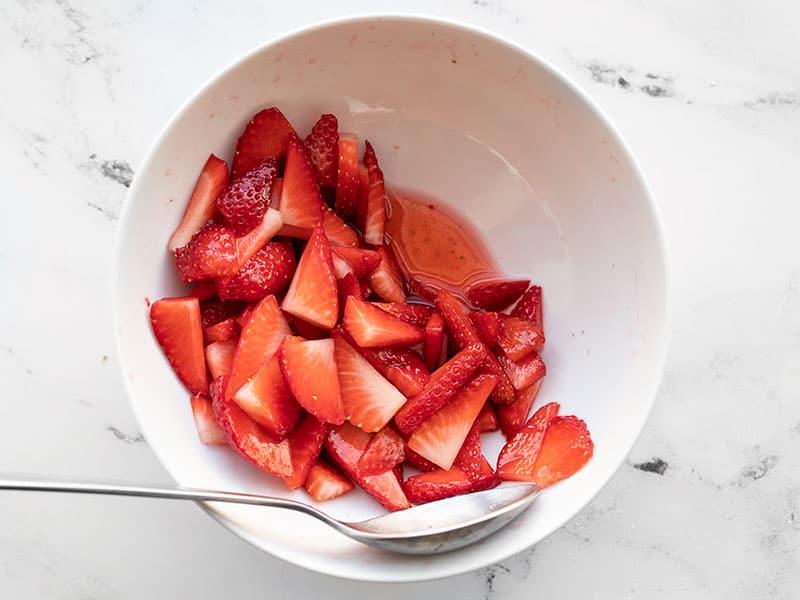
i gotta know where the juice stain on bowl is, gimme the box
[385,188,507,305]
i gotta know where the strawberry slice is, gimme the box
[510,284,543,330]
[279,336,345,425]
[235,208,284,267]
[283,414,330,488]
[497,316,545,361]
[189,393,227,445]
[168,154,229,252]
[368,246,406,303]
[232,353,300,439]
[497,402,560,481]
[332,251,354,280]
[304,113,338,188]
[210,376,293,478]
[205,338,238,379]
[235,304,255,328]
[281,221,338,330]
[423,311,445,370]
[477,402,499,433]
[290,316,327,340]
[357,425,405,476]
[531,416,594,487]
[150,297,207,394]
[335,134,359,219]
[175,222,239,282]
[373,302,433,329]
[216,239,296,302]
[404,447,439,472]
[337,273,364,314]
[403,465,499,505]
[394,343,486,435]
[362,141,386,245]
[355,164,369,232]
[216,158,277,235]
[499,350,546,391]
[407,373,497,470]
[279,134,324,230]
[303,459,354,502]
[232,107,296,179]
[190,280,218,301]
[497,379,545,438]
[453,421,487,481]
[324,423,410,511]
[203,317,239,344]
[332,246,381,278]
[466,279,530,312]
[322,209,359,246]
[469,311,500,349]
[343,296,425,348]
[226,295,290,399]
[357,346,430,398]
[332,334,406,432]
[200,299,244,329]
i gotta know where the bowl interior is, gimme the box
[114,16,668,582]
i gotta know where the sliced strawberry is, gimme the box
[497,402,560,481]
[200,299,244,329]
[355,164,369,232]
[168,154,229,252]
[175,222,239,282]
[232,353,300,439]
[281,221,338,330]
[232,107,296,179]
[303,459,354,502]
[235,304,255,328]
[210,376,292,478]
[322,209,359,246]
[304,113,338,188]
[190,280,218,301]
[477,402,499,433]
[362,141,386,245]
[394,343,486,435]
[511,284,543,330]
[279,134,324,230]
[357,425,405,476]
[357,346,430,398]
[283,414,330,488]
[368,246,406,303]
[226,295,290,399]
[216,158,277,235]
[279,336,345,425]
[480,356,515,405]
[335,134,359,220]
[343,296,424,348]
[333,333,406,432]
[332,251,354,280]
[497,379,545,438]
[467,279,530,312]
[403,465,499,505]
[324,423,410,511]
[407,373,497,470]
[203,317,239,344]
[531,416,594,487]
[290,316,327,340]
[189,393,226,445]
[373,302,433,329]
[469,311,500,349]
[423,311,445,370]
[337,273,364,314]
[404,446,439,472]
[150,297,207,394]
[205,338,238,379]
[235,208,284,267]
[498,316,545,361]
[435,289,481,347]
[332,246,381,278]
[499,350,546,391]
[216,239,296,302]
[453,421,485,480]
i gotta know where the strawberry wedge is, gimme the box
[189,393,227,445]
[335,134,359,219]
[497,379,545,439]
[205,338,238,380]
[283,414,330,489]
[362,141,386,245]
[232,107,296,179]
[303,460,354,502]
[279,134,324,230]
[369,245,406,303]
[497,402,560,482]
[403,464,499,505]
[343,297,425,348]
[466,279,529,312]
[232,353,300,439]
[150,297,208,394]
[357,425,406,476]
[279,336,345,425]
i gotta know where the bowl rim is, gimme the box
[112,12,672,582]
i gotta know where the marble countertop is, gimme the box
[2,0,799,597]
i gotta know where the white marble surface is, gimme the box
[1,0,799,597]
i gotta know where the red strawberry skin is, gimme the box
[497,379,545,438]
[499,351,547,391]
[531,416,593,487]
[337,273,364,315]
[203,317,239,344]
[200,299,244,329]
[477,402,499,433]
[394,343,486,435]
[496,402,559,482]
[232,107,296,179]
[454,422,486,481]
[216,159,277,235]
[283,414,330,489]
[403,465,499,505]
[332,247,381,278]
[343,296,425,348]
[469,311,500,349]
[357,426,406,476]
[359,346,430,398]
[175,222,239,282]
[150,297,208,394]
[373,302,433,329]
[467,279,529,312]
[511,284,543,329]
[168,154,228,252]
[216,239,296,302]
[190,280,218,301]
[404,446,439,472]
[335,134,359,219]
[498,316,545,361]
[423,311,445,370]
[304,114,339,188]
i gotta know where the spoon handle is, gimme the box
[0,476,344,530]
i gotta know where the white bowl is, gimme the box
[113,15,669,582]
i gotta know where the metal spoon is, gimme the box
[0,477,540,554]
